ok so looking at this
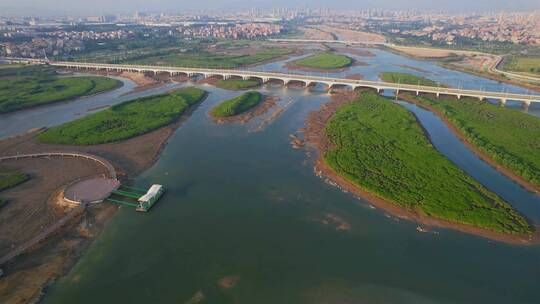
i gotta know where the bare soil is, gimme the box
[0,96,205,303]
[303,92,539,245]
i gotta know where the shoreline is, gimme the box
[303,92,539,245]
[397,93,540,195]
[0,92,209,303]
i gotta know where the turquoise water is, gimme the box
[2,48,539,303]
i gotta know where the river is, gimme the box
[2,47,539,303]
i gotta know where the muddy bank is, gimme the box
[303,92,539,245]
[0,95,206,303]
[398,93,540,195]
[210,95,278,125]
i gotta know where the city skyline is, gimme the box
[0,0,539,16]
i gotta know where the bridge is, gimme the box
[4,58,540,106]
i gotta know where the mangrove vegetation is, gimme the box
[294,52,353,69]
[380,72,439,87]
[401,92,540,187]
[39,87,206,145]
[0,64,121,113]
[324,91,532,235]
[211,91,262,117]
[215,79,260,90]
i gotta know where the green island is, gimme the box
[39,87,206,145]
[382,72,540,187]
[0,65,121,114]
[0,171,30,208]
[211,91,262,117]
[215,79,260,90]
[380,72,439,86]
[502,56,540,75]
[399,92,540,187]
[294,52,353,69]
[324,91,532,235]
[127,48,293,69]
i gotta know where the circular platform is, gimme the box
[64,178,120,204]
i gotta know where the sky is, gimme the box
[0,0,538,16]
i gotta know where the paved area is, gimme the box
[64,178,120,204]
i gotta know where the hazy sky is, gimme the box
[1,0,539,15]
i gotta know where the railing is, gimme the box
[0,152,116,179]
[4,57,538,103]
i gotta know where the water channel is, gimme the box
[1,47,538,304]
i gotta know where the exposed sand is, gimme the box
[317,26,386,43]
[303,92,539,245]
[298,27,337,41]
[388,45,457,58]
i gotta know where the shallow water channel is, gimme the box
[2,48,539,304]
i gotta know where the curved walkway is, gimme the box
[0,152,117,266]
[0,152,117,179]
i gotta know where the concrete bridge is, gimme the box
[5,58,539,106]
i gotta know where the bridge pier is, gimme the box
[500,98,507,107]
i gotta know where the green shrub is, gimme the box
[295,52,353,69]
[324,91,532,235]
[211,91,262,117]
[39,87,206,145]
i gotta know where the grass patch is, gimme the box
[39,87,206,145]
[380,72,439,86]
[126,48,292,69]
[211,91,262,117]
[0,171,30,191]
[503,56,540,75]
[215,79,260,90]
[0,65,121,113]
[294,52,353,69]
[324,91,532,235]
[402,92,540,186]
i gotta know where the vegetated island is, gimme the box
[215,79,261,90]
[0,87,207,301]
[39,87,206,145]
[211,91,262,117]
[382,72,540,193]
[305,90,535,244]
[380,72,440,86]
[287,52,354,71]
[0,64,122,114]
[210,91,277,124]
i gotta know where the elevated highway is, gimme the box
[3,58,540,106]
